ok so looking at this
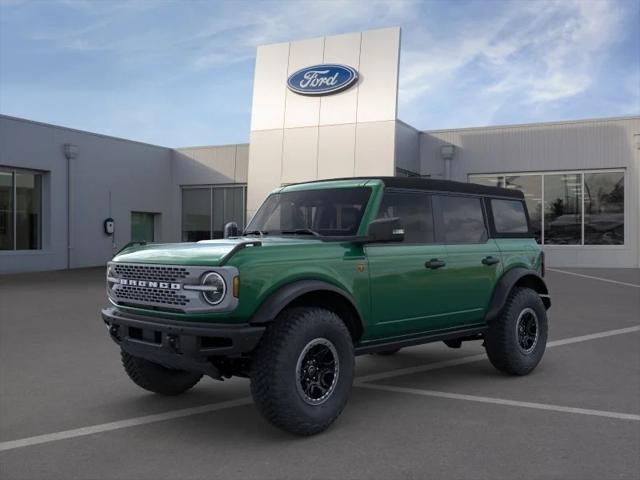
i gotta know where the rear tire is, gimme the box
[250,307,354,436]
[485,287,548,375]
[121,350,202,395]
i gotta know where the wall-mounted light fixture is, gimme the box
[440,144,456,180]
[63,143,78,160]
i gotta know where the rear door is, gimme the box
[365,189,451,340]
[432,194,502,327]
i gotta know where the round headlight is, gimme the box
[201,272,226,305]
[107,265,116,290]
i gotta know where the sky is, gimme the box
[0,0,638,147]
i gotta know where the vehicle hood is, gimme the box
[112,237,324,266]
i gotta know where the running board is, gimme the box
[354,326,487,356]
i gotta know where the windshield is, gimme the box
[245,187,372,237]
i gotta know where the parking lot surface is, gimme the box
[1,267,639,479]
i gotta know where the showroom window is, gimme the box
[0,167,43,250]
[469,170,624,245]
[181,185,246,241]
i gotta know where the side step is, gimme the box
[354,326,486,356]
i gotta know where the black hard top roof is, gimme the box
[294,176,525,199]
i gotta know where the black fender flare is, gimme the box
[485,268,551,324]
[249,279,364,328]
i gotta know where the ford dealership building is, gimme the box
[1,27,639,273]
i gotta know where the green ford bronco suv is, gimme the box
[102,177,551,435]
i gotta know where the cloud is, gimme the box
[186,0,414,70]
[2,0,637,146]
[398,0,629,126]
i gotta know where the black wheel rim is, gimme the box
[296,338,339,405]
[516,307,539,354]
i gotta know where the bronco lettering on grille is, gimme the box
[119,279,181,290]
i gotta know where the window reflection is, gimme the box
[584,172,624,245]
[469,170,625,246]
[182,188,211,242]
[182,186,246,241]
[1,170,42,250]
[505,175,542,243]
[544,174,582,245]
[471,176,504,188]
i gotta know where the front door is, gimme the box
[365,190,453,340]
[432,194,502,327]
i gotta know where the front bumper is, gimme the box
[101,307,265,378]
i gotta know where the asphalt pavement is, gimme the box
[1,266,638,480]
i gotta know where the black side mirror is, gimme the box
[223,222,239,238]
[366,217,405,243]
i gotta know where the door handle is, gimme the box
[482,256,500,266]
[425,259,446,269]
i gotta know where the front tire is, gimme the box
[121,350,202,395]
[485,287,548,375]
[250,307,354,436]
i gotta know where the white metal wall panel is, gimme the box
[281,127,319,184]
[320,32,361,126]
[355,121,396,176]
[317,124,357,179]
[284,37,324,128]
[247,27,401,213]
[250,42,290,131]
[356,27,400,123]
[246,129,283,216]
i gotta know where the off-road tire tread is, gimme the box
[121,350,202,395]
[250,307,354,436]
[485,286,547,376]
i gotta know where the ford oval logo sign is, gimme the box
[287,64,358,96]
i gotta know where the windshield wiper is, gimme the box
[243,230,268,236]
[280,228,322,237]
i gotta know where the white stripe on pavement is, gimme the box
[0,397,252,453]
[357,383,640,422]
[547,325,640,347]
[547,268,640,288]
[355,324,640,385]
[1,324,638,453]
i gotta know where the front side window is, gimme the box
[491,199,529,234]
[376,190,434,243]
[437,195,487,244]
[0,168,42,250]
[246,187,371,237]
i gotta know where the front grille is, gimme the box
[115,285,190,307]
[108,262,238,313]
[113,264,190,282]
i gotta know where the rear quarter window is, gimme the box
[491,199,529,233]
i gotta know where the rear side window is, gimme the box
[491,199,529,234]
[376,190,434,243]
[437,195,487,243]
